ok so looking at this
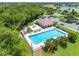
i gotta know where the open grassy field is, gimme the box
[43,26,79,56]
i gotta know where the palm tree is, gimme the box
[58,36,68,49]
[68,33,77,43]
[43,38,58,53]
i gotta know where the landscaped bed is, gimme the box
[43,26,79,56]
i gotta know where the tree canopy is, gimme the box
[0,3,44,30]
[0,3,44,55]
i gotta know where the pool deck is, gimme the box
[23,26,68,51]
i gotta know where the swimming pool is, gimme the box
[29,28,66,44]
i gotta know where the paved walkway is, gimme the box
[32,49,43,56]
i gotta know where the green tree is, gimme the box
[0,3,44,30]
[68,33,77,43]
[58,36,68,49]
[53,22,59,28]
[43,39,58,53]
[0,27,29,55]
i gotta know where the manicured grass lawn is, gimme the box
[43,26,79,56]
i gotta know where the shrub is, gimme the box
[68,33,77,43]
[43,39,58,53]
[58,36,68,49]
[53,22,60,28]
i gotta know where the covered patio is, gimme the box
[29,24,42,33]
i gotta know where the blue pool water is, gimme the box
[29,28,66,44]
